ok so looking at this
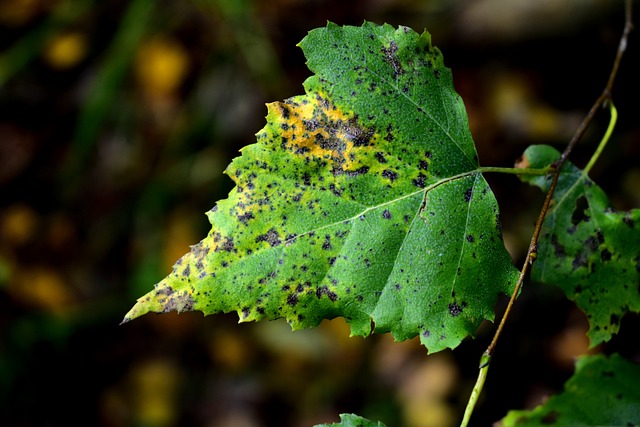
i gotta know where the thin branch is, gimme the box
[461,2,634,425]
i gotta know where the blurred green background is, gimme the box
[1,1,638,426]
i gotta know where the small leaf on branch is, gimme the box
[124,22,519,353]
[518,145,640,346]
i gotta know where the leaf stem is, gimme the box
[460,353,491,427]
[460,2,633,425]
[583,101,618,176]
[478,166,550,176]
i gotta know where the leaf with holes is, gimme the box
[518,145,640,346]
[499,353,640,426]
[123,22,519,353]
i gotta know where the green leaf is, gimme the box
[499,353,640,426]
[315,413,387,427]
[123,22,518,353]
[519,145,640,346]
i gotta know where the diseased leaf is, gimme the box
[499,353,640,426]
[315,413,387,427]
[518,145,640,346]
[123,22,518,353]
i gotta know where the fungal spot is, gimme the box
[382,169,398,181]
[221,237,235,252]
[316,285,338,301]
[375,152,388,163]
[322,235,332,250]
[572,254,588,269]
[382,209,392,219]
[160,288,194,313]
[238,212,254,225]
[464,188,473,203]
[412,174,427,188]
[343,166,370,177]
[241,306,250,319]
[183,265,191,277]
[466,235,474,243]
[448,302,464,316]
[601,249,612,261]
[419,160,429,170]
[256,228,282,247]
[287,293,298,306]
[551,235,566,258]
[623,215,634,228]
[585,236,599,252]
[381,41,404,76]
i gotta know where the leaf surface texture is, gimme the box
[124,22,518,352]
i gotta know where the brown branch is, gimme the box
[486,0,634,359]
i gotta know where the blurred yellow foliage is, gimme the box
[398,353,458,427]
[1,203,38,246]
[135,36,189,99]
[44,31,88,69]
[162,209,200,272]
[10,267,74,312]
[130,358,182,427]
[208,328,252,371]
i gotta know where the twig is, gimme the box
[461,2,633,425]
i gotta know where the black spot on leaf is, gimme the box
[381,41,404,76]
[412,173,427,188]
[238,212,255,225]
[375,152,388,163]
[287,293,298,306]
[464,188,473,203]
[572,254,588,269]
[382,169,398,181]
[448,303,463,316]
[551,235,566,258]
[256,228,282,247]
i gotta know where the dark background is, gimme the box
[1,1,638,426]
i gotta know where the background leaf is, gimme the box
[124,22,519,353]
[315,413,387,427]
[518,145,640,346]
[499,353,640,426]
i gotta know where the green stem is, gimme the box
[460,352,492,427]
[478,166,550,176]
[583,101,617,176]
